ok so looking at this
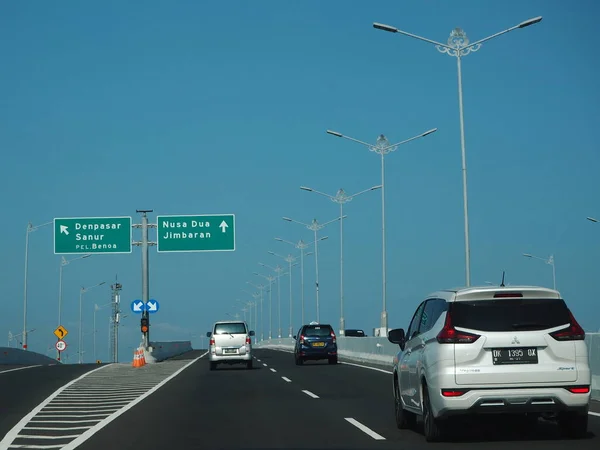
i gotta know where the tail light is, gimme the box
[441,389,469,397]
[566,386,590,394]
[299,334,305,344]
[209,338,215,346]
[550,310,585,341]
[330,331,336,344]
[436,309,480,344]
[246,336,251,345]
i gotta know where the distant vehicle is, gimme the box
[344,329,366,337]
[293,323,338,365]
[206,320,255,370]
[388,285,590,442]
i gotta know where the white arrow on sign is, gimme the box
[133,301,144,312]
[147,301,158,312]
[219,221,228,233]
[60,225,69,235]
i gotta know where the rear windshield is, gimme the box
[304,325,333,337]
[345,330,365,337]
[452,298,571,332]
[214,323,247,335]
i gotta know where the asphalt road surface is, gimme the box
[69,348,600,450]
[0,363,102,440]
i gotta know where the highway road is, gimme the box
[1,349,598,449]
[68,348,598,450]
[0,363,101,441]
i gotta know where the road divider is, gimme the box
[148,341,192,362]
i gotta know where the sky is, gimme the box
[1,0,599,362]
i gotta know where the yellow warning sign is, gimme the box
[53,325,68,340]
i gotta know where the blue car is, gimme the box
[293,322,338,365]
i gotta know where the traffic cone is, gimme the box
[132,348,141,368]
[139,348,146,366]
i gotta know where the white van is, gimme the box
[207,320,255,370]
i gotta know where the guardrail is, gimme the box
[255,333,600,401]
[147,341,192,362]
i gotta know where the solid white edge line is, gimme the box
[302,390,319,399]
[340,361,392,374]
[0,364,113,449]
[60,352,207,450]
[345,417,386,440]
[0,365,42,375]
[590,411,600,417]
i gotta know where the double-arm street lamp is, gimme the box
[523,253,556,290]
[300,185,381,335]
[372,15,542,288]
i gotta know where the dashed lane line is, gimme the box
[0,353,207,450]
[344,418,386,440]
[262,363,267,367]
[269,368,277,373]
[302,390,319,399]
[281,377,291,382]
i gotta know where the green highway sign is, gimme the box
[54,217,132,254]
[156,214,235,253]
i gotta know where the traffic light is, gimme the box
[141,317,149,333]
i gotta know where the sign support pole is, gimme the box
[134,210,156,350]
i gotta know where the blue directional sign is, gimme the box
[146,299,160,314]
[131,300,144,314]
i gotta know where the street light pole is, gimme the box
[260,262,286,338]
[283,216,342,322]
[247,281,266,340]
[269,251,298,337]
[372,16,542,288]
[326,129,436,333]
[79,281,106,364]
[300,185,382,335]
[23,221,52,350]
[523,253,556,290]
[254,272,276,339]
[57,254,91,360]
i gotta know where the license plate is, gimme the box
[492,347,538,365]
[312,342,325,347]
[224,348,237,354]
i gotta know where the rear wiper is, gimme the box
[511,322,547,330]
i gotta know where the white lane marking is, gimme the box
[262,363,267,367]
[345,417,386,440]
[281,377,291,382]
[7,445,64,449]
[24,426,92,431]
[15,434,81,440]
[270,368,277,373]
[0,364,109,449]
[340,361,392,374]
[590,411,600,417]
[60,352,207,450]
[302,390,319,399]
[257,359,261,362]
[0,365,42,374]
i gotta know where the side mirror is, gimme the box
[206,332,212,338]
[249,330,255,336]
[292,335,297,340]
[388,328,406,351]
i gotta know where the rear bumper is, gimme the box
[296,347,337,360]
[432,386,590,419]
[209,348,252,363]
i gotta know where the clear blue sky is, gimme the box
[1,0,599,362]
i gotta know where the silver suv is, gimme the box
[388,286,590,442]
[207,320,255,370]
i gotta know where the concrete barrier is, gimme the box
[148,341,192,362]
[256,333,600,401]
[0,347,60,365]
